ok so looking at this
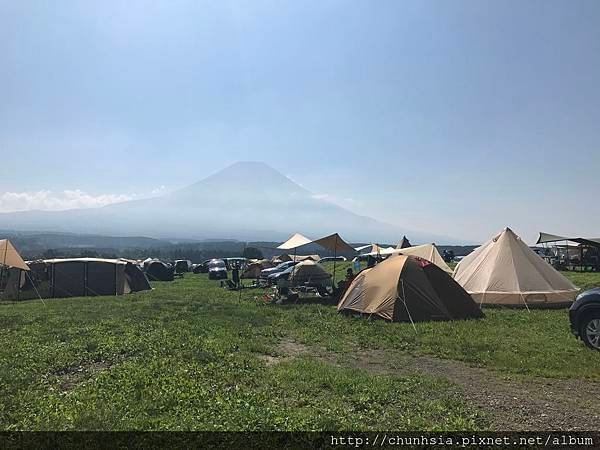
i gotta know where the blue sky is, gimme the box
[1,0,599,243]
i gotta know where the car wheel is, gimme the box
[579,312,600,350]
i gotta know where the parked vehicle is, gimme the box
[318,256,347,263]
[569,288,600,350]
[260,261,296,280]
[224,257,247,270]
[174,259,192,273]
[208,259,228,280]
[193,260,211,274]
[268,264,295,283]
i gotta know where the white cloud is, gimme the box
[0,190,135,212]
[150,185,166,195]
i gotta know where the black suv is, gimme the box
[569,288,600,350]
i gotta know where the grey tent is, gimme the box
[2,258,151,300]
[144,259,175,281]
[396,236,412,249]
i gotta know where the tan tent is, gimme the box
[0,240,29,271]
[242,259,274,278]
[289,260,332,286]
[278,254,320,262]
[395,243,453,274]
[277,233,313,250]
[453,228,578,307]
[338,255,483,322]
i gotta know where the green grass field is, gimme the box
[0,266,599,431]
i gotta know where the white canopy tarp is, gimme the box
[277,233,313,250]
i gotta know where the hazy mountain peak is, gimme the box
[176,161,307,196]
[0,161,458,243]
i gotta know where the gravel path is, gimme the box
[273,339,600,431]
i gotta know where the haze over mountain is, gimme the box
[0,162,456,244]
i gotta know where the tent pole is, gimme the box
[239,242,247,300]
[332,235,338,288]
[400,280,417,333]
[0,241,7,300]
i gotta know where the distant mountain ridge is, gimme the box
[0,161,457,244]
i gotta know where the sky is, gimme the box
[1,0,599,244]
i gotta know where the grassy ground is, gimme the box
[0,265,599,430]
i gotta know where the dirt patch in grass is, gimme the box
[278,339,311,357]
[346,350,600,431]
[49,358,120,392]
[266,337,600,431]
[258,338,313,366]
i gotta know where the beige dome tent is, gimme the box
[453,228,578,307]
[337,255,483,322]
[395,243,453,274]
[289,260,332,287]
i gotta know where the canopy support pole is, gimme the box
[239,242,247,300]
[25,271,45,306]
[332,235,338,288]
[0,241,7,300]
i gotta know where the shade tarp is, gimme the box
[454,228,578,306]
[537,232,600,248]
[312,233,356,254]
[0,239,29,271]
[277,233,313,250]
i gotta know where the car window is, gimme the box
[209,260,225,268]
